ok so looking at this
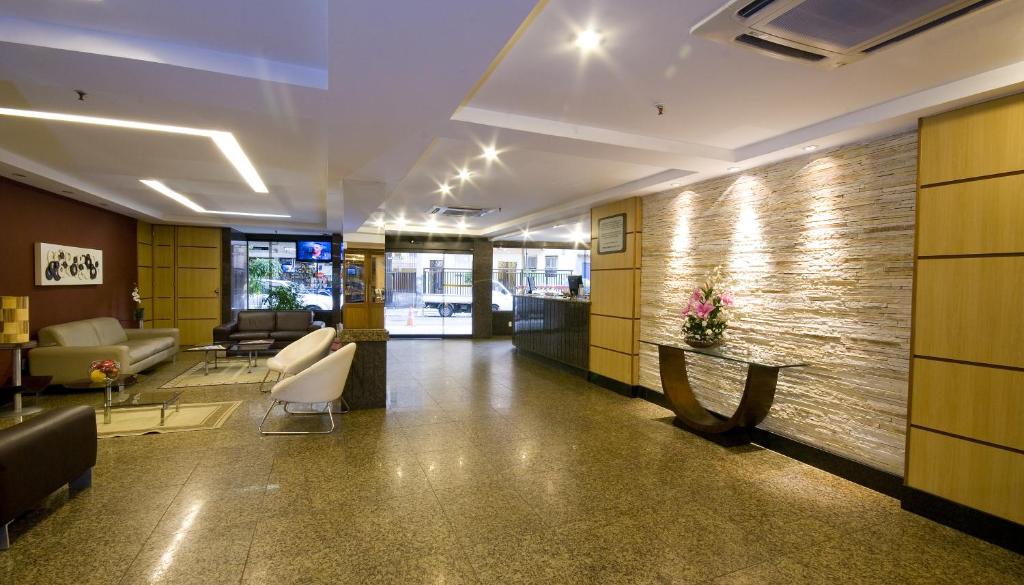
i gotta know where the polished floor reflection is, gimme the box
[1,339,1021,584]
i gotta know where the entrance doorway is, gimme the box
[384,251,473,336]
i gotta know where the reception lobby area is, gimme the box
[1,1,1023,583]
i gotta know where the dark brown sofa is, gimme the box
[0,405,97,549]
[213,310,325,349]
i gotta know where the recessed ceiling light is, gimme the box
[395,217,407,230]
[574,29,603,51]
[374,217,386,228]
[457,168,472,182]
[803,145,819,152]
[481,146,499,161]
[457,219,467,231]
[0,107,268,193]
[437,183,452,195]
[669,182,682,187]
[727,166,741,172]
[140,179,289,217]
[521,229,530,239]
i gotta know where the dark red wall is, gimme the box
[0,177,137,384]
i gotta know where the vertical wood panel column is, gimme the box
[174,226,222,345]
[907,92,1024,526]
[136,221,153,329]
[152,225,175,330]
[589,197,642,387]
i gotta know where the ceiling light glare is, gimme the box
[482,146,499,161]
[139,179,288,217]
[574,29,603,51]
[437,182,452,195]
[140,179,204,212]
[0,107,268,193]
[727,166,741,172]
[803,145,819,152]
[457,168,472,182]
[457,219,467,231]
[374,217,386,228]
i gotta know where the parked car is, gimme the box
[423,280,513,317]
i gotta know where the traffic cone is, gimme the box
[406,307,414,326]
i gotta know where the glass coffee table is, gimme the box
[103,387,183,426]
[229,340,274,373]
[184,344,228,375]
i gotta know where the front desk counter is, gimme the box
[512,295,590,371]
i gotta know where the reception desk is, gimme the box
[512,295,589,371]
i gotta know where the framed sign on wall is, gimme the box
[35,242,103,286]
[597,213,626,254]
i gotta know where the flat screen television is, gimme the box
[296,240,331,261]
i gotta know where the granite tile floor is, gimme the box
[1,339,1021,584]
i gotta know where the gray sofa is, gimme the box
[213,310,325,349]
[29,317,179,385]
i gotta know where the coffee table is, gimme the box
[184,344,227,375]
[230,340,274,373]
[103,387,183,426]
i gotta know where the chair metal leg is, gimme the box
[259,400,337,435]
[69,468,92,491]
[1,521,9,550]
[260,371,281,393]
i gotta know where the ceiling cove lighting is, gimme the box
[803,145,819,152]
[0,107,268,193]
[727,166,741,172]
[574,29,603,51]
[140,180,288,218]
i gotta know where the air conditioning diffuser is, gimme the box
[428,205,499,218]
[692,0,1001,68]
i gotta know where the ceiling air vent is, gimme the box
[692,0,1002,68]
[428,205,499,218]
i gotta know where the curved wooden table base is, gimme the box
[657,344,781,434]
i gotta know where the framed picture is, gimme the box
[35,242,103,286]
[597,213,626,254]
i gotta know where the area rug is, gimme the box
[95,400,242,438]
[160,360,270,388]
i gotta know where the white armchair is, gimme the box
[258,343,357,435]
[260,327,336,392]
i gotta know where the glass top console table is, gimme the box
[641,340,807,435]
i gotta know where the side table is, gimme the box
[0,341,44,418]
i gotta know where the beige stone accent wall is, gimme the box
[639,131,917,474]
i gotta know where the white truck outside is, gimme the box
[422,280,513,317]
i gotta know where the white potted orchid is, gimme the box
[131,283,144,328]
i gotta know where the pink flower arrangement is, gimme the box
[680,265,734,346]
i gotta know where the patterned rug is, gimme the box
[95,401,242,438]
[160,360,270,388]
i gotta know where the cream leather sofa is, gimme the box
[29,317,179,385]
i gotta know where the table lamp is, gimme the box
[0,296,29,344]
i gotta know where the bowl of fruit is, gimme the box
[89,359,121,385]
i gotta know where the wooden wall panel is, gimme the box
[589,197,642,385]
[137,266,153,299]
[175,226,220,247]
[907,428,1024,525]
[914,257,1024,368]
[153,246,174,267]
[153,298,174,321]
[136,242,152,267]
[176,298,220,319]
[918,174,1024,256]
[907,92,1024,525]
[591,233,637,270]
[176,246,220,268]
[176,319,220,346]
[590,269,635,318]
[589,346,633,383]
[590,314,634,355]
[911,359,1024,451]
[153,225,175,246]
[919,93,1024,185]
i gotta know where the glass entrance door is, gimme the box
[385,251,473,336]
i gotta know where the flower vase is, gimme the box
[684,335,721,349]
